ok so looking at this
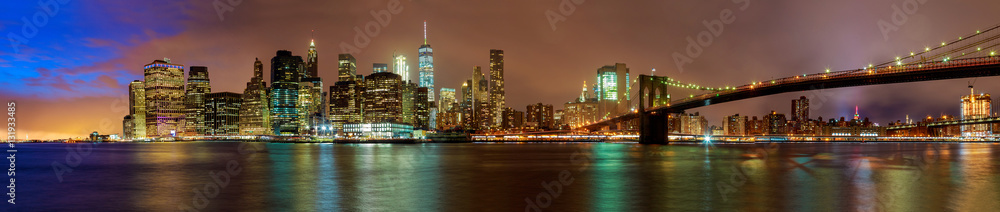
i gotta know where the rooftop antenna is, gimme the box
[423,20,428,45]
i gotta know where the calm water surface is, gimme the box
[6,142,1000,211]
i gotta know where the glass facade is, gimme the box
[143,59,186,138]
[343,123,413,139]
[270,50,304,136]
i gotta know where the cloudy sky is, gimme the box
[3,0,1000,139]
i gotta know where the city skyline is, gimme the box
[6,1,1000,139]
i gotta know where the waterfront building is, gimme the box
[128,80,146,139]
[526,103,554,130]
[270,50,304,136]
[205,92,242,135]
[724,114,748,136]
[489,49,505,129]
[502,107,525,130]
[763,111,788,135]
[679,113,707,135]
[961,88,992,136]
[596,63,630,119]
[329,80,364,134]
[239,58,271,135]
[184,66,211,136]
[343,123,413,139]
[564,99,597,128]
[363,72,403,123]
[143,59,186,138]
[373,63,388,73]
[123,115,135,139]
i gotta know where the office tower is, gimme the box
[596,63,630,119]
[123,115,134,139]
[330,80,364,133]
[128,80,146,139]
[461,81,473,108]
[962,88,992,136]
[792,96,809,122]
[363,72,403,123]
[338,54,357,82]
[415,87,430,130]
[393,54,409,82]
[373,63,388,73]
[401,82,416,125]
[473,66,488,102]
[564,99,597,128]
[299,77,324,135]
[501,107,525,129]
[724,114,748,136]
[270,50,304,136]
[143,59,186,138]
[184,66,211,136]
[439,88,456,112]
[239,58,271,135]
[418,21,435,101]
[526,103,554,130]
[488,49,506,130]
[205,92,242,135]
[306,38,319,78]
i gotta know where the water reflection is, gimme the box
[9,142,1000,211]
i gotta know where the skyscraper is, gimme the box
[239,58,271,135]
[205,92,242,135]
[143,59,186,138]
[415,87,430,130]
[128,80,145,139]
[373,63,388,73]
[270,50,304,135]
[418,21,435,101]
[596,63,630,119]
[791,96,809,122]
[299,77,324,135]
[330,80,364,133]
[401,82,416,125]
[961,88,992,136]
[363,72,403,123]
[393,54,409,82]
[439,88,456,112]
[184,66,211,136]
[489,49,505,129]
[338,54,357,82]
[306,38,319,78]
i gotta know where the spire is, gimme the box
[310,30,316,47]
[423,21,428,45]
[854,105,859,120]
[580,81,587,102]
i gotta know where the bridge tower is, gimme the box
[637,75,672,144]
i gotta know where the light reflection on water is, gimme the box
[6,142,1000,211]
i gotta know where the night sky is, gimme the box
[4,0,1000,140]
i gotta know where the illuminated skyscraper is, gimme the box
[299,77,324,135]
[373,63,388,73]
[962,88,992,136]
[415,87,430,130]
[239,58,271,135]
[205,92,242,135]
[363,72,403,123]
[338,54,357,82]
[489,49,505,129]
[128,80,146,139]
[330,80,364,133]
[418,21,435,101]
[792,96,809,122]
[439,88,456,112]
[393,54,409,82]
[143,59,186,138]
[270,50,304,135]
[123,115,135,139]
[306,38,319,78]
[596,63,629,119]
[401,82,416,125]
[184,66,211,136]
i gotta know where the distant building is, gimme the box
[338,54,357,82]
[526,103,554,130]
[961,89,991,136]
[553,109,565,129]
[763,111,787,135]
[184,66,211,136]
[596,63,629,119]
[306,39,319,78]
[239,58,271,135]
[270,50,304,136]
[393,54,409,82]
[123,115,135,139]
[792,96,809,122]
[418,21,435,102]
[143,59,186,138]
[724,114,747,136]
[489,49,505,129]
[564,99,597,128]
[128,80,146,139]
[205,92,242,135]
[679,113,707,135]
[414,87,430,130]
[501,107,525,129]
[299,77,324,135]
[373,63,388,73]
[439,88,457,112]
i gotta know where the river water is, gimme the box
[5,142,1000,211]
